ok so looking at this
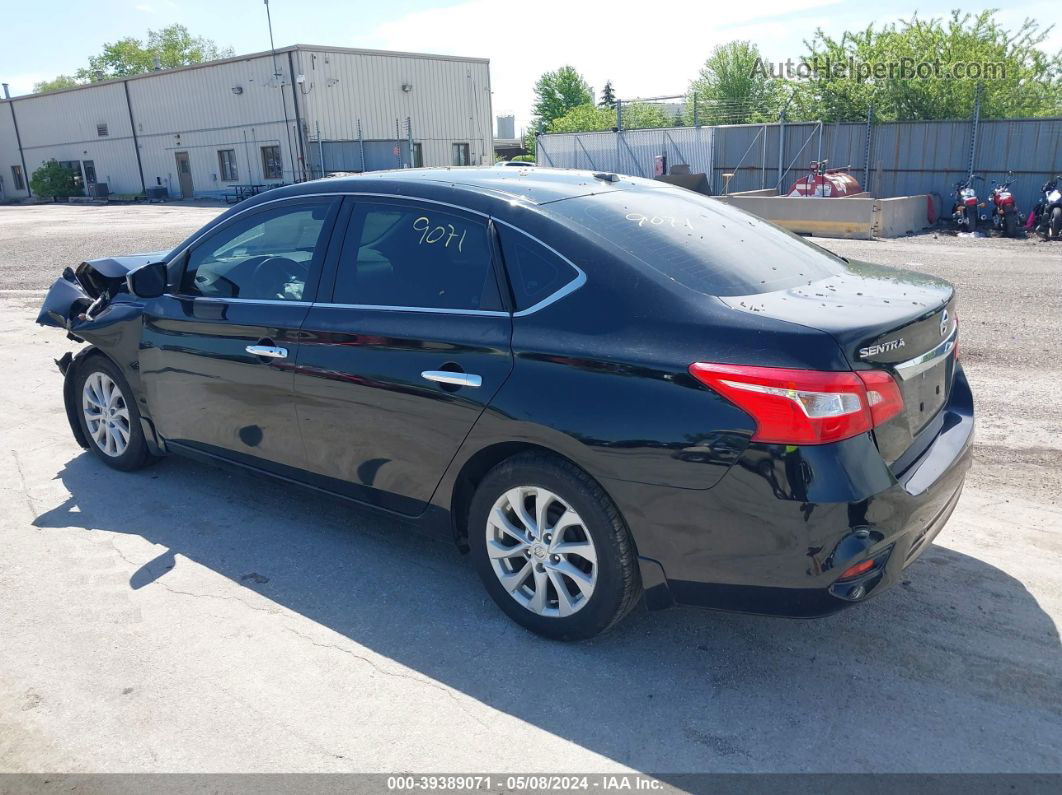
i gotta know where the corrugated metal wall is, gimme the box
[538,117,1062,213]
[294,47,493,170]
[536,127,714,179]
[0,45,494,199]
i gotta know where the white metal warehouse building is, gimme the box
[0,44,493,201]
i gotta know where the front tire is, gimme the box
[1051,207,1062,238]
[74,356,155,471]
[468,453,641,640]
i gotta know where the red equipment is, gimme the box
[787,160,863,198]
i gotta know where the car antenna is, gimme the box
[592,172,620,182]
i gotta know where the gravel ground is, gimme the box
[0,202,224,290]
[0,203,1059,775]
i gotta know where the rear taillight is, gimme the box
[688,363,904,445]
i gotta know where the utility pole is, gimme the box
[264,0,281,81]
[264,0,295,180]
[968,82,983,177]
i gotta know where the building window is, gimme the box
[11,165,25,191]
[451,143,470,166]
[96,123,108,137]
[261,145,282,180]
[412,142,423,168]
[218,149,238,182]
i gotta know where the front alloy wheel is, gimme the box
[82,371,131,457]
[486,487,598,618]
[74,356,156,471]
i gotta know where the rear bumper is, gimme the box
[619,365,975,617]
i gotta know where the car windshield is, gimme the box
[547,188,845,296]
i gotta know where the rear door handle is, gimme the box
[246,344,288,359]
[421,370,482,388]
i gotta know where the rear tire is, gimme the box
[1004,210,1017,237]
[468,452,641,640]
[74,355,155,471]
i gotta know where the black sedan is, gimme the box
[37,167,973,640]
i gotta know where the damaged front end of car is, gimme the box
[37,251,169,453]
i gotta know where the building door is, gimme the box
[174,151,193,198]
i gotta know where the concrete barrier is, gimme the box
[873,195,930,237]
[713,193,930,239]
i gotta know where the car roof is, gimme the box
[295,166,677,206]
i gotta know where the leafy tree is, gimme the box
[35,24,233,90]
[511,154,536,162]
[686,41,781,125]
[548,104,614,133]
[792,11,1062,121]
[548,102,674,133]
[33,75,79,93]
[531,66,593,129]
[599,80,616,109]
[29,160,79,200]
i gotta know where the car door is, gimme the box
[139,196,341,473]
[293,197,514,515]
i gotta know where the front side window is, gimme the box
[181,200,336,301]
[451,143,470,166]
[11,165,25,191]
[218,149,238,182]
[261,145,282,180]
[333,202,501,312]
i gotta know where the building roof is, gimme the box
[2,43,489,103]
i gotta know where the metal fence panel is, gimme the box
[539,117,1062,214]
[537,127,713,181]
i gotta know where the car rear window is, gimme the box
[547,188,845,296]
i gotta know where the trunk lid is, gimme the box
[720,259,957,465]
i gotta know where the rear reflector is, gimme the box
[688,363,904,445]
[838,559,876,580]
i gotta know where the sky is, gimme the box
[2,0,1060,134]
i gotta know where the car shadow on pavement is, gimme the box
[34,452,1062,773]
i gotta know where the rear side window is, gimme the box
[333,202,502,311]
[547,189,845,296]
[497,231,578,311]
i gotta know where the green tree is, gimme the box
[548,102,674,133]
[33,75,79,93]
[531,66,593,128]
[687,41,781,125]
[792,11,1062,121]
[35,24,233,90]
[599,80,616,109]
[29,160,79,200]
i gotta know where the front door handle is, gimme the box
[421,370,482,388]
[246,344,288,359]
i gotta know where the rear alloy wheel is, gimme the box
[75,357,155,471]
[469,453,641,640]
[486,487,598,618]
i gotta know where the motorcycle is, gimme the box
[986,173,1021,237]
[1028,176,1062,240]
[951,174,983,232]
